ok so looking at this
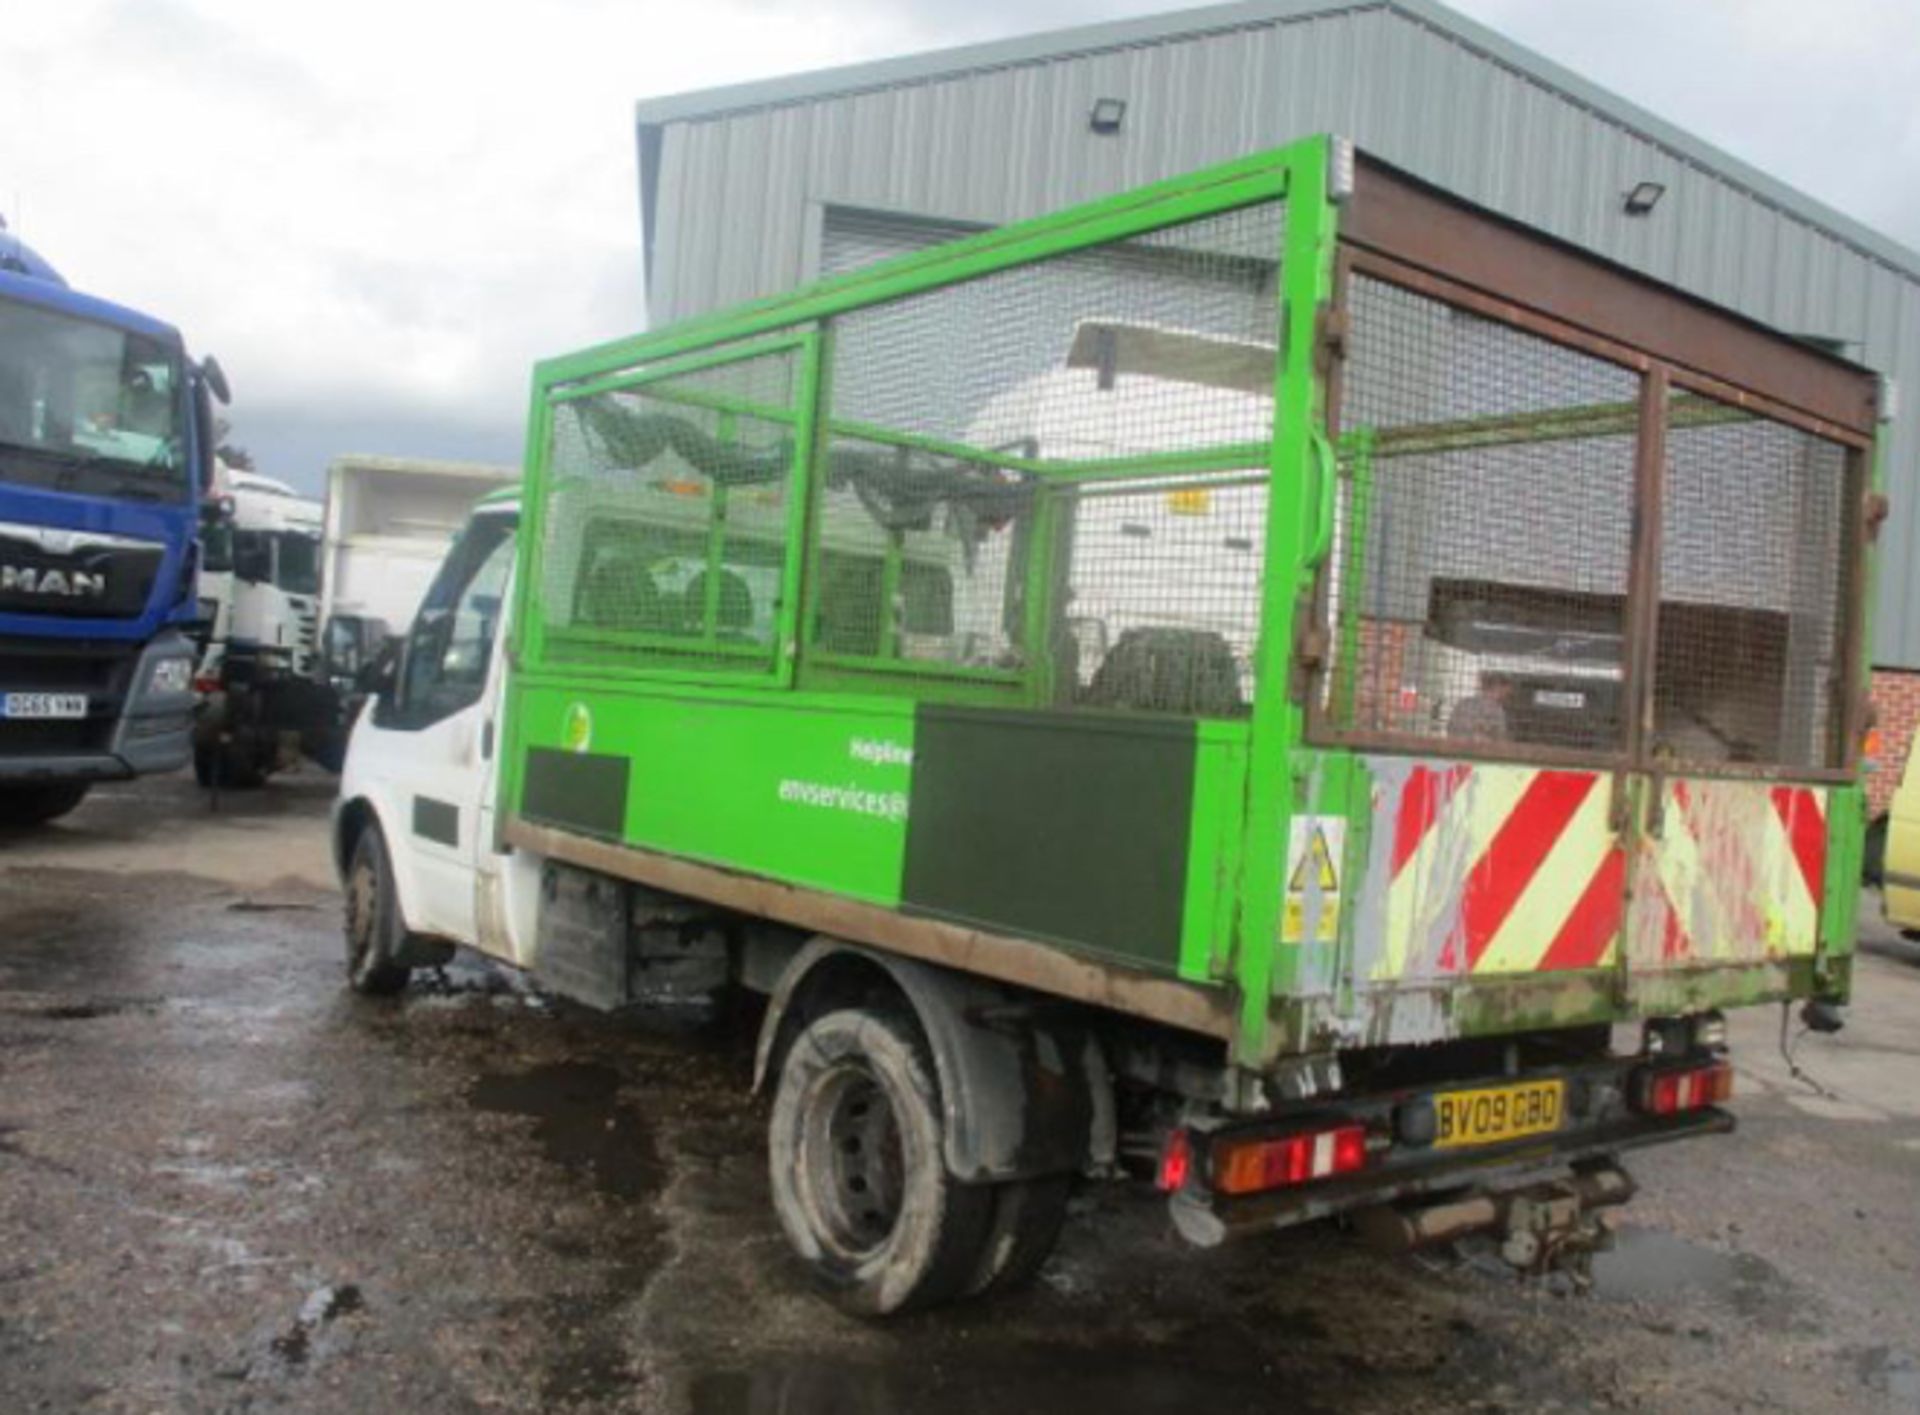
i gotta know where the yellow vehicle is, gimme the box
[1881,741,1920,930]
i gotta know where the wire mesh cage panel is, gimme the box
[1324,274,1640,754]
[818,201,1284,713]
[828,202,1284,461]
[1656,396,1851,771]
[539,348,800,675]
[1057,472,1268,716]
[808,435,1035,676]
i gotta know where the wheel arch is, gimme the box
[333,793,454,970]
[754,937,1112,1184]
[332,794,422,932]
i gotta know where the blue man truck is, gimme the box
[0,224,228,826]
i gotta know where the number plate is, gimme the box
[1434,1079,1565,1149]
[2,693,88,720]
[1535,689,1587,709]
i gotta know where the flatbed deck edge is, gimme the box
[503,816,1237,1041]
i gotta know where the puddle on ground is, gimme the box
[1590,1225,1794,1322]
[467,1061,657,1200]
[7,997,154,1022]
[1854,1345,1920,1404]
[686,1349,1335,1415]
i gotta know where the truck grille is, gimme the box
[0,718,115,756]
[0,527,165,619]
[0,639,138,694]
[0,638,137,756]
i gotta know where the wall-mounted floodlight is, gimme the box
[1090,98,1127,135]
[1624,181,1666,215]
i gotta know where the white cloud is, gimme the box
[4,0,1912,491]
[2,0,932,484]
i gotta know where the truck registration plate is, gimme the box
[1,693,88,720]
[1434,1079,1565,1149]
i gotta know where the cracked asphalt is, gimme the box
[4,770,1920,1412]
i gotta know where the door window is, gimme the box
[389,514,517,729]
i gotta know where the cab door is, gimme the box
[375,510,517,945]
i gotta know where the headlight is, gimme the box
[149,657,193,695]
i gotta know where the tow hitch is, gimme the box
[1353,1162,1636,1285]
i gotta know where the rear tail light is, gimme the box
[1633,1061,1733,1116]
[1155,1127,1193,1193]
[1210,1123,1369,1197]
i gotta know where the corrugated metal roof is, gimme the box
[631,0,1920,285]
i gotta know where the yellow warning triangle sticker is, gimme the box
[1289,825,1339,894]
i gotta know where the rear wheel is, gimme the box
[768,1008,994,1316]
[343,820,412,996]
[966,1175,1071,1297]
[0,783,90,828]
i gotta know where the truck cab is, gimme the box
[193,467,329,785]
[0,226,225,823]
[334,491,526,971]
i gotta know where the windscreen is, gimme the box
[0,296,188,501]
[274,533,322,596]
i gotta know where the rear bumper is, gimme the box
[1172,1106,1731,1246]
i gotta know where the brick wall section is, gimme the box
[1868,668,1920,818]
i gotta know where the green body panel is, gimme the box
[496,132,1876,1072]
[1184,722,1252,984]
[513,677,1240,977]
[513,679,915,907]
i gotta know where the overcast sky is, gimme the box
[4,0,1914,496]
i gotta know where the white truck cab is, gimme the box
[200,468,325,678]
[333,492,540,987]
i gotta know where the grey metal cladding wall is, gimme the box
[647,3,1919,664]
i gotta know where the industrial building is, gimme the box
[630,0,1920,805]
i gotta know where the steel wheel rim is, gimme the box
[800,1061,907,1260]
[346,858,377,971]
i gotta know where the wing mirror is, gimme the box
[200,355,231,406]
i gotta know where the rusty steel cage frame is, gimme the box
[1309,160,1882,789]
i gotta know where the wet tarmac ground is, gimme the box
[5,772,1920,1412]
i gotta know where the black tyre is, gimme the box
[342,820,412,996]
[0,783,90,828]
[966,1175,1071,1297]
[768,1008,994,1317]
[1864,813,1889,888]
[193,741,264,790]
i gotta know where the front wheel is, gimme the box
[343,820,412,996]
[768,1008,994,1317]
[0,782,90,828]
